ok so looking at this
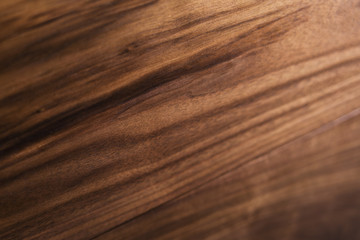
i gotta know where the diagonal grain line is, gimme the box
[0,6,309,159]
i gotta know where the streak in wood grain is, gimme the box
[0,5,308,156]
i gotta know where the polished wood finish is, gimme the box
[98,109,360,240]
[1,0,360,239]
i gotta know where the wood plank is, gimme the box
[1,0,360,239]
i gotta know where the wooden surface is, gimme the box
[1,0,360,239]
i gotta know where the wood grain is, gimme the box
[1,0,360,239]
[97,108,360,240]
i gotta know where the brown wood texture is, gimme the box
[1,0,360,239]
[98,109,360,240]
